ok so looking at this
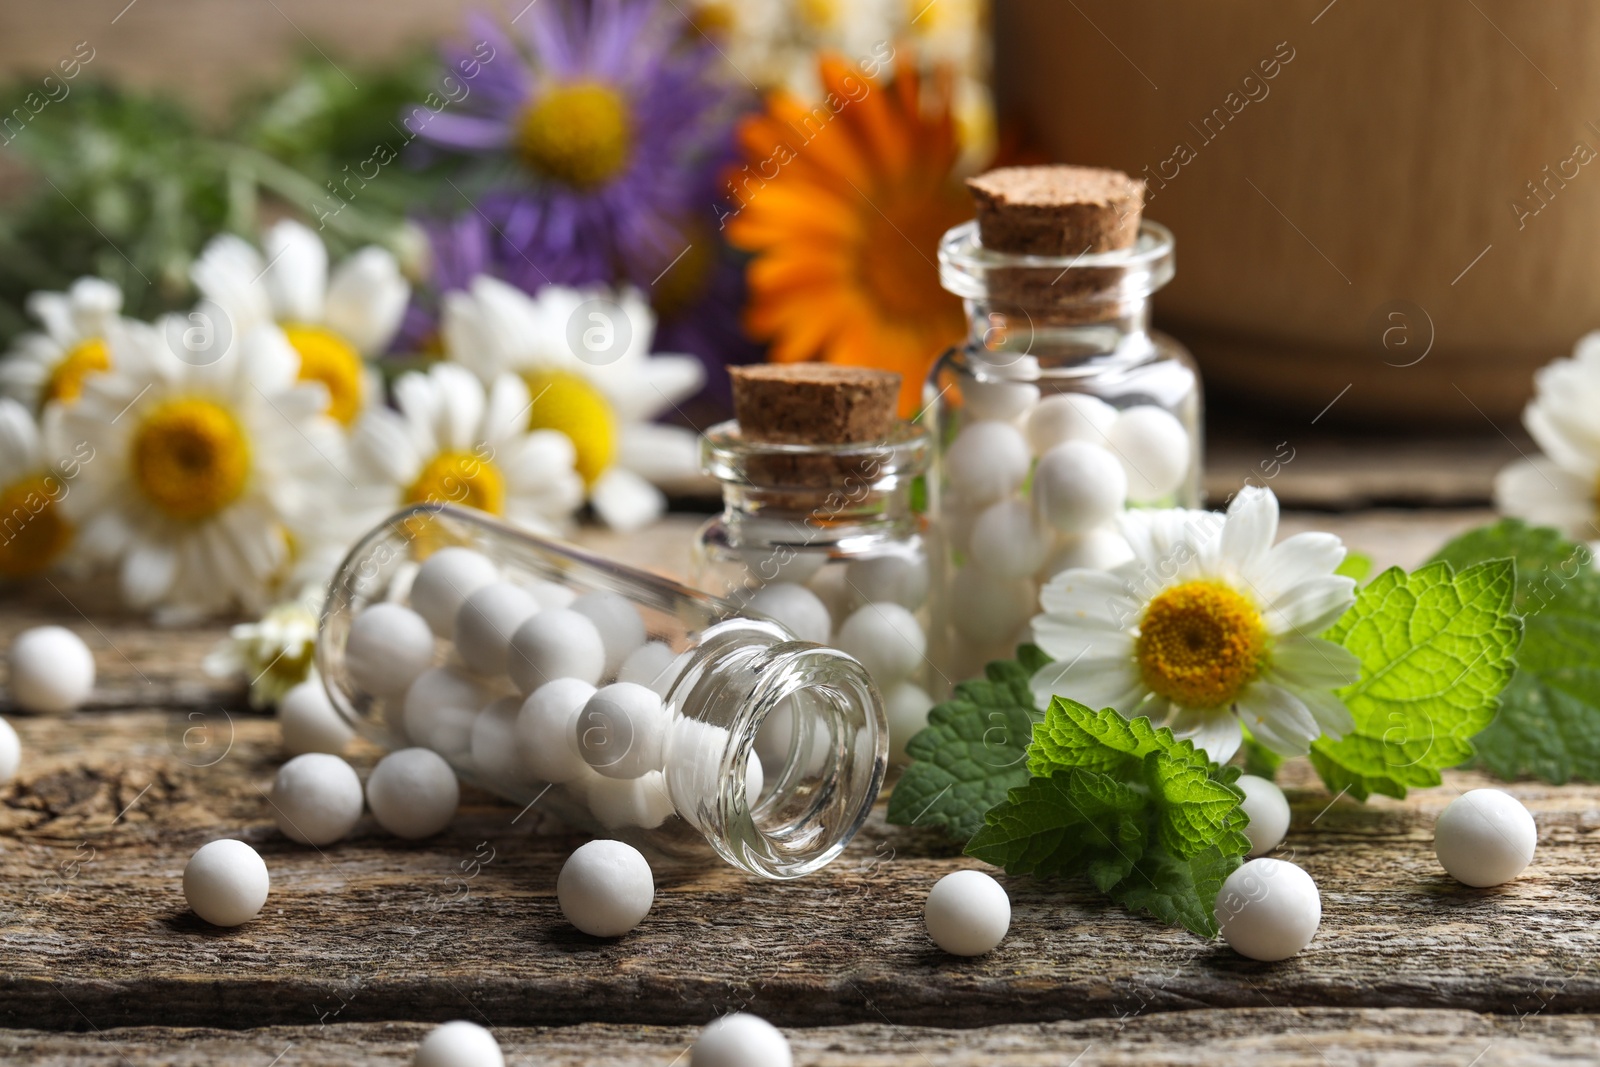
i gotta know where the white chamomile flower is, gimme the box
[1494,331,1600,542]
[191,219,409,428]
[0,398,87,578]
[203,587,324,708]
[1030,486,1360,762]
[0,276,124,410]
[348,362,584,537]
[440,275,705,532]
[59,317,346,618]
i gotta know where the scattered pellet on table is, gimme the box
[409,546,500,639]
[183,839,270,928]
[7,625,95,713]
[0,716,19,785]
[366,747,460,839]
[924,869,1011,956]
[413,1019,504,1067]
[1237,774,1291,857]
[270,752,364,846]
[556,839,654,937]
[690,1012,793,1067]
[1215,857,1321,961]
[1434,787,1537,887]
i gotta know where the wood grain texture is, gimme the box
[2,710,1597,1033]
[5,1011,1599,1066]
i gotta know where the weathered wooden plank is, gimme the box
[1,710,1596,1031]
[2,1010,1595,1066]
[0,510,1494,714]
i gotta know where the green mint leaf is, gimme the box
[965,770,1147,886]
[1335,551,1374,584]
[1430,519,1600,783]
[1311,560,1521,800]
[885,648,1046,840]
[1107,841,1241,938]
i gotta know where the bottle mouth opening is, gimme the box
[694,644,886,879]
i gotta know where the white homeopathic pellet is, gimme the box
[844,553,929,612]
[745,582,832,644]
[515,678,598,783]
[837,602,925,685]
[1025,392,1118,455]
[183,839,270,927]
[454,582,540,676]
[0,716,19,785]
[570,590,648,676]
[945,420,1030,504]
[1032,440,1127,535]
[345,603,435,698]
[884,682,934,765]
[588,770,677,830]
[1038,525,1134,579]
[508,608,607,692]
[1434,788,1537,887]
[1215,857,1321,961]
[1237,774,1291,857]
[949,566,1035,643]
[366,747,460,839]
[471,695,530,786]
[410,547,500,639]
[617,641,677,690]
[403,666,501,756]
[1106,405,1190,503]
[968,498,1049,579]
[557,838,655,937]
[270,753,364,846]
[7,625,95,713]
[924,869,1011,956]
[963,369,1041,423]
[691,1012,793,1067]
[577,682,668,779]
[414,1020,504,1067]
[277,678,355,756]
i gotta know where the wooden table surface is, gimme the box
[3,509,1597,1066]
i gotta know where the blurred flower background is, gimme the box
[0,0,995,626]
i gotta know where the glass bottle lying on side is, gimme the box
[316,504,887,879]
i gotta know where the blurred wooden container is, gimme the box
[993,0,1600,425]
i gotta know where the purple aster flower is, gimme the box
[407,0,732,285]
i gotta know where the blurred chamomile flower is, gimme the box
[0,277,124,411]
[1494,330,1600,543]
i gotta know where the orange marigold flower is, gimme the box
[724,56,971,416]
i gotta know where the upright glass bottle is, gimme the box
[928,218,1202,683]
[691,419,937,763]
[317,504,886,879]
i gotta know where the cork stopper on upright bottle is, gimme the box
[727,364,903,492]
[967,165,1145,256]
[730,364,901,445]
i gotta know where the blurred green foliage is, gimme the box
[0,51,457,343]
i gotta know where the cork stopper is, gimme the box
[967,165,1145,256]
[729,364,900,445]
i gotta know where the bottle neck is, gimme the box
[962,298,1155,371]
[663,618,884,878]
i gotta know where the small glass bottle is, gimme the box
[317,504,886,879]
[691,419,937,764]
[928,217,1203,682]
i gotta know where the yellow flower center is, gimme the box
[797,0,841,30]
[43,337,111,405]
[404,450,507,516]
[281,323,366,426]
[521,370,615,487]
[515,82,632,189]
[0,473,74,578]
[1136,580,1267,709]
[130,397,252,522]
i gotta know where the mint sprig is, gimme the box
[1431,519,1600,783]
[884,646,1049,840]
[966,698,1248,937]
[1310,560,1521,800]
